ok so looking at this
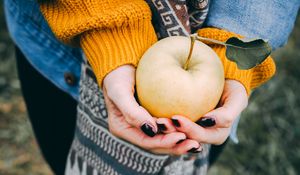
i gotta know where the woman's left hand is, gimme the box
[157,80,248,149]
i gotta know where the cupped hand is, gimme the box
[103,65,158,136]
[103,65,201,155]
[157,80,248,147]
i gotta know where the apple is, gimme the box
[136,36,225,122]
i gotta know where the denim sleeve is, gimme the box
[204,0,300,50]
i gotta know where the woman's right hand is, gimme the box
[103,65,201,155]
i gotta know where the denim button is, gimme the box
[64,72,76,86]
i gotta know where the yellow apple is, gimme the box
[136,36,224,122]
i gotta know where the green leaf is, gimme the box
[225,37,272,70]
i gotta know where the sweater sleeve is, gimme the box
[197,28,276,94]
[39,0,157,87]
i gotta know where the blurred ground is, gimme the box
[0,3,299,175]
[0,4,53,175]
[209,14,300,175]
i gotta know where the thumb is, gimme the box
[198,95,247,129]
[110,88,158,137]
[200,106,237,128]
[103,65,158,137]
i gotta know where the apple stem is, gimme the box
[194,35,226,46]
[184,35,196,70]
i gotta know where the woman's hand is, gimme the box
[103,65,201,155]
[157,80,248,149]
[103,65,158,136]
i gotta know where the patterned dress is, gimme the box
[65,1,211,174]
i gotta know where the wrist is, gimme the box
[80,20,157,88]
[197,27,276,95]
[103,64,136,92]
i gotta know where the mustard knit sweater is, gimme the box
[39,0,276,94]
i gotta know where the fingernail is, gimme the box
[157,123,167,132]
[141,123,156,137]
[195,145,203,153]
[176,139,185,144]
[188,146,202,153]
[187,147,198,153]
[171,118,181,127]
[193,149,202,153]
[196,117,216,127]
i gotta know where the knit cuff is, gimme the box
[212,45,253,95]
[197,28,273,95]
[250,57,276,89]
[80,20,157,87]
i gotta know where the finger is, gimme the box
[171,139,202,155]
[103,65,158,136]
[201,93,247,129]
[107,109,187,149]
[145,132,187,149]
[171,115,229,145]
[152,139,201,156]
[156,118,177,134]
[118,127,187,149]
[103,87,123,117]
[104,90,132,135]
[197,80,248,128]
[105,88,190,150]
[200,106,237,129]
[107,87,158,137]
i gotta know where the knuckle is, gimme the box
[223,120,231,128]
[125,107,144,123]
[178,133,187,140]
[222,115,233,128]
[124,113,139,126]
[178,124,192,133]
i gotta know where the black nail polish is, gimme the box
[187,147,198,153]
[196,117,216,127]
[157,123,167,132]
[141,123,156,137]
[171,118,181,127]
[193,149,202,153]
[194,146,203,153]
[176,139,185,144]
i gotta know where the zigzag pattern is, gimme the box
[75,107,168,174]
[66,139,119,175]
[77,110,168,174]
[65,63,211,175]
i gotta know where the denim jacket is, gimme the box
[4,0,300,142]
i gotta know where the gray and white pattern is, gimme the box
[65,64,169,175]
[65,62,210,175]
[65,1,212,173]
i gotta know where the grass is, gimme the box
[209,14,300,175]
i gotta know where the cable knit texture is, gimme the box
[198,28,276,94]
[39,1,275,93]
[39,0,157,87]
